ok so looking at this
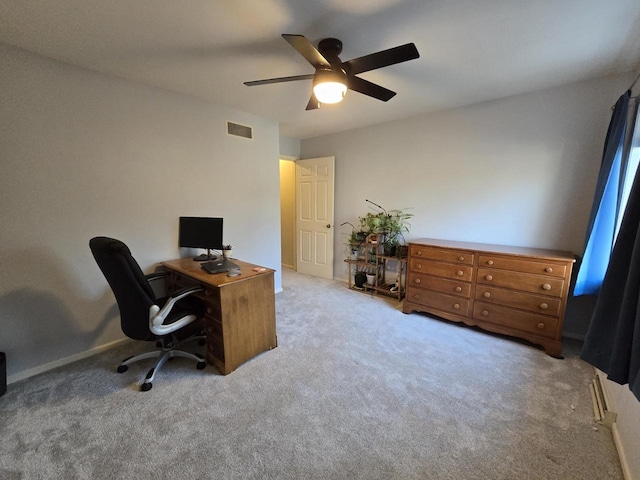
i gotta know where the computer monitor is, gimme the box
[179,216,224,261]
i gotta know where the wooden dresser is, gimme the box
[402,239,575,356]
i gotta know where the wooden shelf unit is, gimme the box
[345,235,407,301]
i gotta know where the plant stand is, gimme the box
[345,235,406,301]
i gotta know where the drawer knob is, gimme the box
[417,250,422,256]
[485,274,493,281]
[481,309,489,316]
[453,303,460,309]
[414,294,420,300]
[458,256,465,261]
[456,270,464,277]
[455,286,462,293]
[545,267,553,273]
[539,303,549,310]
[483,291,491,298]
[542,283,551,291]
[487,260,494,266]
[414,278,421,284]
[536,322,545,330]
[417,264,422,269]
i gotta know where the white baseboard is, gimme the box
[7,338,131,385]
[612,422,634,480]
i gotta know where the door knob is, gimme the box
[326,224,331,228]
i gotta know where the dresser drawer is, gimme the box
[410,246,474,265]
[474,286,561,316]
[478,255,567,278]
[473,302,559,339]
[408,272,471,297]
[406,287,470,316]
[477,267,564,297]
[410,259,473,281]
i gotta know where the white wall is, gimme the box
[0,44,282,381]
[301,72,635,337]
[279,135,301,159]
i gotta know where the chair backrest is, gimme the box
[89,237,157,341]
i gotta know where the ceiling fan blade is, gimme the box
[305,92,320,110]
[343,43,419,75]
[244,74,314,86]
[347,76,396,101]
[282,34,331,68]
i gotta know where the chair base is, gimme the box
[117,335,206,391]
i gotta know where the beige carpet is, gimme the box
[0,268,623,479]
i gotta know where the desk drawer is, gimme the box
[202,286,220,304]
[409,259,473,281]
[407,273,471,298]
[205,319,225,362]
[410,246,474,265]
[406,287,470,316]
[169,272,200,291]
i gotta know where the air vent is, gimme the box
[227,121,253,139]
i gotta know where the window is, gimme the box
[574,94,639,296]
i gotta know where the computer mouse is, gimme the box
[227,270,241,277]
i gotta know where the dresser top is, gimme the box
[409,238,575,262]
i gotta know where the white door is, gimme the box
[296,156,335,279]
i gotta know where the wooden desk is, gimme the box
[161,258,277,375]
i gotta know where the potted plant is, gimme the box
[341,222,367,261]
[341,222,367,246]
[380,209,413,257]
[354,268,367,288]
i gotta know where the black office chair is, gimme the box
[89,237,207,391]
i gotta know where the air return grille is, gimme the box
[227,121,253,139]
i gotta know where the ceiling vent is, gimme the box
[227,121,253,140]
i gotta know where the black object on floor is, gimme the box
[0,352,6,397]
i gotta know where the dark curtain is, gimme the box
[573,91,630,295]
[580,103,640,400]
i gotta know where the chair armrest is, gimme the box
[145,271,169,283]
[148,285,203,335]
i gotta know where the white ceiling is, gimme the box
[1,0,639,139]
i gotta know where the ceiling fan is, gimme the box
[244,34,420,110]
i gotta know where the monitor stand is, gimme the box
[192,249,219,262]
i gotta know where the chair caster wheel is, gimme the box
[141,382,153,392]
[117,365,128,373]
[197,361,206,370]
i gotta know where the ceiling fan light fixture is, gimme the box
[313,70,347,104]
